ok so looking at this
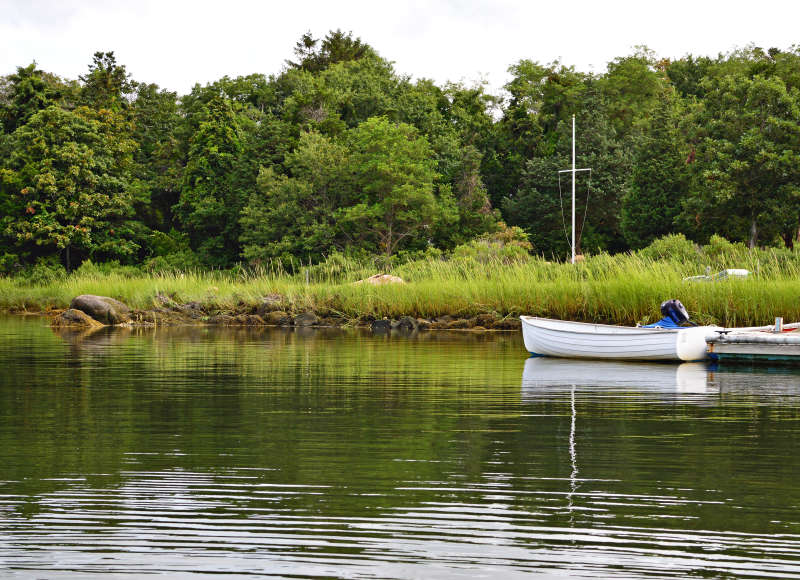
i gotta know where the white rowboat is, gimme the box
[520,316,719,361]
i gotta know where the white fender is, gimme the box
[676,326,719,361]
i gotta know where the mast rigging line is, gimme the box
[557,169,592,255]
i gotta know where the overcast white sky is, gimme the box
[2,0,798,96]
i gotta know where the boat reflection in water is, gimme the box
[522,356,711,396]
[521,356,800,401]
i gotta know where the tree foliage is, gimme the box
[287,29,374,73]
[174,98,244,266]
[0,105,137,268]
[240,131,350,263]
[2,39,800,272]
[684,72,800,247]
[1,63,67,133]
[339,117,449,260]
[79,51,135,111]
[621,90,689,248]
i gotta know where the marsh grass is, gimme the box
[2,250,800,326]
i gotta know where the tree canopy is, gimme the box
[2,36,800,272]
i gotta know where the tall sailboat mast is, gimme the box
[571,116,576,265]
[559,115,591,264]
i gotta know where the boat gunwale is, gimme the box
[519,315,685,335]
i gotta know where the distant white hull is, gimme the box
[520,316,718,361]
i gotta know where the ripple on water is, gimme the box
[2,319,800,578]
[3,466,800,579]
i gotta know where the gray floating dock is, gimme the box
[707,331,800,363]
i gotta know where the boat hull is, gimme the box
[520,316,716,361]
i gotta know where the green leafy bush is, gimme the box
[24,258,67,285]
[702,235,748,265]
[637,233,700,264]
[452,224,532,264]
[73,259,141,278]
[0,253,21,276]
[143,250,201,274]
[301,252,374,284]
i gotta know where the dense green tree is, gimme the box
[0,106,138,268]
[240,167,319,265]
[1,64,62,133]
[668,46,800,100]
[174,98,244,266]
[395,80,497,194]
[79,51,135,111]
[597,47,665,135]
[765,46,800,91]
[279,36,499,253]
[129,83,183,237]
[179,74,293,207]
[338,117,451,260]
[444,81,499,147]
[666,54,716,98]
[620,91,690,248]
[393,79,463,189]
[240,130,351,264]
[241,117,451,264]
[279,51,400,135]
[501,156,560,256]
[318,54,401,128]
[240,111,297,178]
[485,60,587,209]
[287,30,374,73]
[4,38,800,271]
[208,73,278,111]
[180,73,279,125]
[439,145,499,247]
[683,73,800,247]
[505,60,588,138]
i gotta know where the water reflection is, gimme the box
[518,354,800,579]
[3,317,800,578]
[522,357,712,394]
[522,356,800,401]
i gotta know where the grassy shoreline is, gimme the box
[2,251,800,327]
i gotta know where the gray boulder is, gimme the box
[371,319,391,333]
[265,311,292,326]
[295,312,320,327]
[392,316,418,332]
[70,294,131,325]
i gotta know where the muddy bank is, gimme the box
[48,293,521,332]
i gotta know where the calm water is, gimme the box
[2,315,800,578]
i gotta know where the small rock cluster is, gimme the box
[51,293,521,332]
[52,295,132,327]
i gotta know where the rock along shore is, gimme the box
[48,293,521,332]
